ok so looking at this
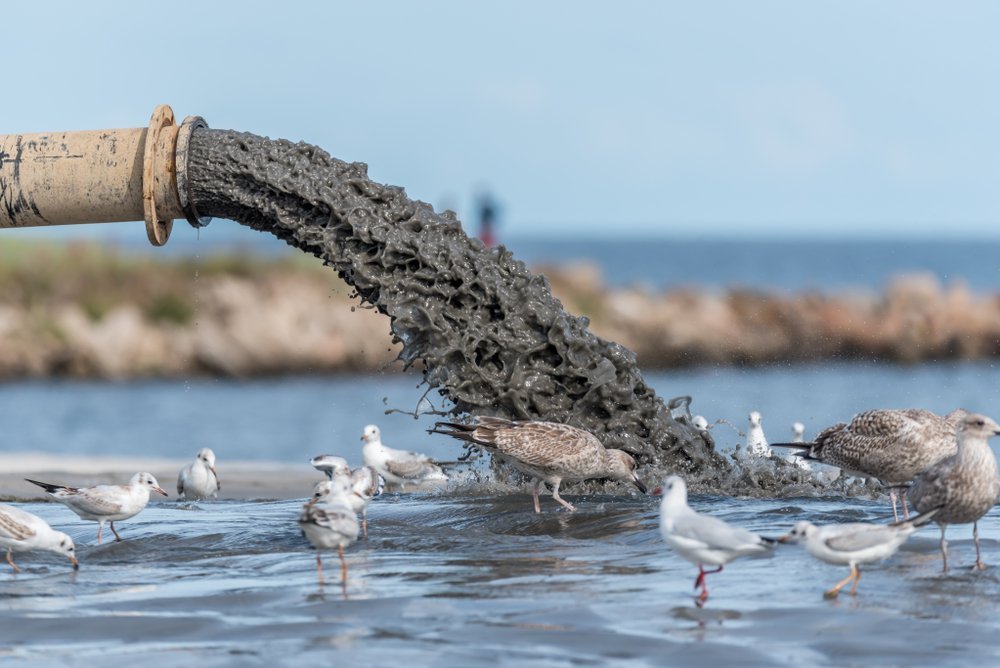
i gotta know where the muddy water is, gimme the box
[186,129,717,480]
[2,494,998,666]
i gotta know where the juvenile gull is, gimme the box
[310,454,351,480]
[778,508,940,598]
[177,448,221,500]
[312,467,384,538]
[361,424,448,490]
[908,412,1000,572]
[0,505,79,573]
[771,408,966,521]
[659,475,774,603]
[431,416,647,513]
[25,473,168,544]
[299,474,360,591]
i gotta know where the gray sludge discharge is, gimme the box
[186,128,721,486]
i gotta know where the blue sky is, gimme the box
[4,1,999,242]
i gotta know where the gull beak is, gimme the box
[154,486,169,497]
[210,466,218,480]
[70,556,79,571]
[777,534,792,544]
[359,435,365,441]
[632,474,648,494]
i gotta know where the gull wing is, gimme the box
[824,524,901,552]
[0,506,38,541]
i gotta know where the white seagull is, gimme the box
[299,475,360,591]
[745,411,772,459]
[177,448,221,500]
[779,507,940,598]
[25,473,168,544]
[311,466,384,538]
[361,424,447,490]
[659,475,775,603]
[0,504,79,573]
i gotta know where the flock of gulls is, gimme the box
[1,408,998,603]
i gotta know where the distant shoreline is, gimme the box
[0,240,997,379]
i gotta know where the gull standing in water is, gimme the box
[177,448,221,500]
[908,412,1000,572]
[25,473,168,544]
[770,408,966,522]
[659,475,774,603]
[779,508,941,598]
[361,424,448,490]
[745,411,772,459]
[0,505,79,573]
[431,416,647,513]
[311,466,384,538]
[300,475,359,592]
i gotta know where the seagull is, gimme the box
[299,475,359,591]
[177,448,221,500]
[25,473,168,544]
[311,466,384,538]
[431,416,647,513]
[0,504,79,573]
[361,424,447,490]
[745,411,772,459]
[659,475,774,603]
[770,408,966,522]
[692,415,710,432]
[908,411,1000,572]
[778,507,941,598]
[783,422,813,472]
[310,454,351,480]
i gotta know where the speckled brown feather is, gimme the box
[804,409,961,484]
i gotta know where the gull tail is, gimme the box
[24,478,69,494]
[891,505,942,529]
[428,421,493,448]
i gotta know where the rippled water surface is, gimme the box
[2,493,999,667]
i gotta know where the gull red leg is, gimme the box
[532,479,542,514]
[316,551,325,585]
[6,548,20,574]
[694,564,723,603]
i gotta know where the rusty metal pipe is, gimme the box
[0,105,209,246]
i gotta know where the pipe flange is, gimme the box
[176,115,212,229]
[143,104,176,246]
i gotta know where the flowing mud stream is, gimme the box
[188,129,731,485]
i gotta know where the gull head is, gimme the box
[312,475,352,502]
[361,424,381,444]
[957,412,1000,441]
[658,475,688,508]
[132,472,168,497]
[778,520,817,544]
[748,411,762,428]
[53,531,79,570]
[197,448,217,469]
[692,415,709,431]
[604,449,647,493]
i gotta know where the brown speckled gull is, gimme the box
[772,408,966,521]
[431,416,647,513]
[908,412,1000,572]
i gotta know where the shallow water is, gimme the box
[2,494,998,666]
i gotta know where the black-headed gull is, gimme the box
[177,448,221,500]
[778,507,941,598]
[299,475,360,591]
[0,504,79,573]
[659,475,774,603]
[361,424,447,490]
[25,472,168,544]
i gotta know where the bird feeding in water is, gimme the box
[24,473,168,544]
[659,475,775,604]
[0,504,79,573]
[430,416,646,513]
